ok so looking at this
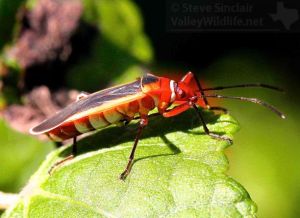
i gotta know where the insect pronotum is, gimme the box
[30,72,286,180]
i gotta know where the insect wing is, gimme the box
[30,80,142,134]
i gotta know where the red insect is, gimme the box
[30,72,285,180]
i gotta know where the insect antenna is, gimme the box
[203,94,286,119]
[202,84,284,92]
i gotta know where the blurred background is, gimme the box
[0,0,299,217]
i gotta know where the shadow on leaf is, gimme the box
[58,109,232,159]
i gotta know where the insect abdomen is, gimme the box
[47,110,122,141]
[47,95,157,141]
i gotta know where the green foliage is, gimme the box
[67,0,153,91]
[0,120,53,192]
[202,51,299,218]
[0,1,260,217]
[2,111,257,217]
[0,0,25,49]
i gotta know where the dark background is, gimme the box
[136,0,300,92]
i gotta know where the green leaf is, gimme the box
[0,120,54,192]
[2,110,256,217]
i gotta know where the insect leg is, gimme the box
[48,137,77,174]
[120,116,148,180]
[191,73,210,109]
[193,75,229,113]
[163,102,190,117]
[192,104,232,144]
[184,72,229,113]
[72,136,77,155]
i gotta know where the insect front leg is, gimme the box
[196,79,228,113]
[162,102,190,118]
[192,103,232,143]
[186,72,228,113]
[119,115,148,181]
[48,137,77,174]
[161,100,231,143]
[183,72,210,109]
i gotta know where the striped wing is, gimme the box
[30,80,143,134]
